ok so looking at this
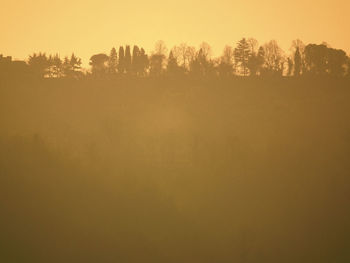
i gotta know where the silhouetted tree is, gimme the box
[294,47,302,76]
[246,39,263,76]
[304,44,328,75]
[263,40,285,76]
[139,48,149,76]
[247,52,264,76]
[287,57,293,76]
[9,38,350,80]
[247,38,259,54]
[149,41,167,76]
[68,53,82,78]
[167,50,181,76]
[327,48,348,76]
[62,57,70,77]
[124,45,132,74]
[256,46,266,75]
[190,43,214,77]
[131,46,139,73]
[108,47,118,75]
[304,44,348,76]
[28,53,50,78]
[234,38,251,76]
[154,40,168,57]
[90,53,109,76]
[172,43,196,72]
[118,46,125,74]
[184,46,196,71]
[199,42,212,61]
[48,54,62,78]
[149,54,164,76]
[291,39,305,74]
[131,45,145,75]
[217,45,234,76]
[189,50,203,76]
[221,45,234,65]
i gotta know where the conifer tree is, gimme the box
[48,54,62,78]
[118,46,125,74]
[167,50,180,75]
[108,47,118,74]
[132,45,140,75]
[294,47,301,76]
[234,38,251,76]
[124,45,132,74]
[69,53,82,78]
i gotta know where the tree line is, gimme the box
[1,38,349,79]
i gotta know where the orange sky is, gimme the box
[1,0,349,66]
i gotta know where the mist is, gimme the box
[1,76,350,262]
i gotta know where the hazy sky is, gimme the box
[1,0,349,65]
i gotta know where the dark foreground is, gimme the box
[1,77,350,263]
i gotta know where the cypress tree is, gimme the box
[294,47,301,76]
[108,47,118,74]
[124,45,132,74]
[118,46,125,74]
[132,45,140,75]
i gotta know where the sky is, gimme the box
[1,0,349,66]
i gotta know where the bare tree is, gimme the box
[263,40,285,75]
[247,38,259,55]
[217,45,234,76]
[172,43,196,71]
[199,42,212,60]
[221,45,234,65]
[154,40,168,56]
